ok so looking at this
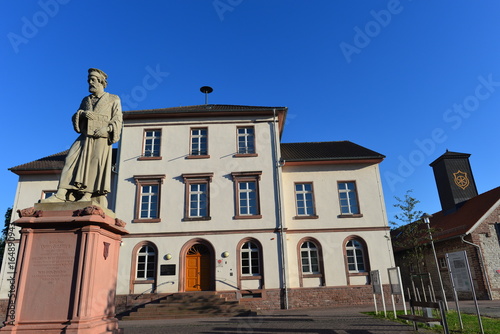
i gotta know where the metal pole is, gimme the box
[422,213,448,311]
[462,251,484,334]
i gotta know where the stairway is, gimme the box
[119,292,255,320]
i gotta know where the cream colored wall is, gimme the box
[114,116,284,295]
[282,163,389,229]
[282,163,395,286]
[115,118,278,233]
[116,233,284,295]
[285,230,394,287]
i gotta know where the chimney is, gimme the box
[430,150,478,214]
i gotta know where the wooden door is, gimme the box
[186,244,211,291]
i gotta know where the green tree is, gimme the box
[390,190,428,273]
[0,207,12,268]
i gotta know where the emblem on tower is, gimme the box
[453,170,469,190]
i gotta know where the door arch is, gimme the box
[180,239,215,292]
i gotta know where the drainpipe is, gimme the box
[460,235,492,300]
[272,109,288,309]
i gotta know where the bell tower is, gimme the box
[430,150,478,214]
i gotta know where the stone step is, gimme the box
[136,305,246,314]
[119,292,254,321]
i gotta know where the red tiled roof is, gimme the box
[125,104,287,115]
[281,141,385,162]
[428,186,500,240]
[9,150,68,174]
[9,149,118,175]
[392,186,500,250]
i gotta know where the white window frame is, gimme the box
[189,183,208,218]
[295,183,316,217]
[301,241,320,274]
[237,126,256,155]
[190,128,208,156]
[142,129,162,158]
[346,239,366,273]
[136,245,156,280]
[241,241,260,276]
[338,181,360,215]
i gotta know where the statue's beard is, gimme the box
[89,85,97,93]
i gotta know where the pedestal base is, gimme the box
[1,204,128,333]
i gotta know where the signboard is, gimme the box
[160,264,176,276]
[370,270,382,294]
[447,251,472,292]
[387,267,403,295]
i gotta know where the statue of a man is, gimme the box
[42,68,122,205]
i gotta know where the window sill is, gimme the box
[302,273,323,278]
[133,218,161,223]
[234,215,262,220]
[183,217,211,222]
[338,214,363,218]
[137,156,162,161]
[234,153,258,158]
[240,275,262,280]
[294,215,319,220]
[186,155,210,159]
[133,279,155,284]
[348,272,369,276]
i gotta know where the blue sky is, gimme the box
[2,1,500,224]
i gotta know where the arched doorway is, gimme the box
[180,240,215,292]
[186,244,211,291]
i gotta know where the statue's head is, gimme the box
[87,68,108,94]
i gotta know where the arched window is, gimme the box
[241,241,260,276]
[346,239,366,273]
[301,241,320,274]
[136,245,156,280]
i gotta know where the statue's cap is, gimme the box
[88,68,108,81]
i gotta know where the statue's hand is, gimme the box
[93,126,108,138]
[85,111,96,120]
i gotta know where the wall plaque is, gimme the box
[160,264,176,276]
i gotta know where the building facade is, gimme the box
[1,104,395,311]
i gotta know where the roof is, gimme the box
[429,150,471,167]
[124,104,287,115]
[9,149,118,175]
[9,150,68,174]
[429,186,500,240]
[281,141,385,163]
[392,186,500,250]
[124,104,288,136]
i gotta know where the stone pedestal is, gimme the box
[1,203,128,333]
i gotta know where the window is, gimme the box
[41,190,57,199]
[346,239,366,273]
[338,181,360,215]
[301,241,320,274]
[241,241,260,276]
[136,245,156,280]
[133,175,165,223]
[232,172,262,219]
[182,173,213,221]
[236,126,257,156]
[139,129,162,159]
[189,128,209,158]
[438,257,447,269]
[295,183,317,218]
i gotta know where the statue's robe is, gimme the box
[58,92,122,195]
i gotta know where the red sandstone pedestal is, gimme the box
[1,203,128,333]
